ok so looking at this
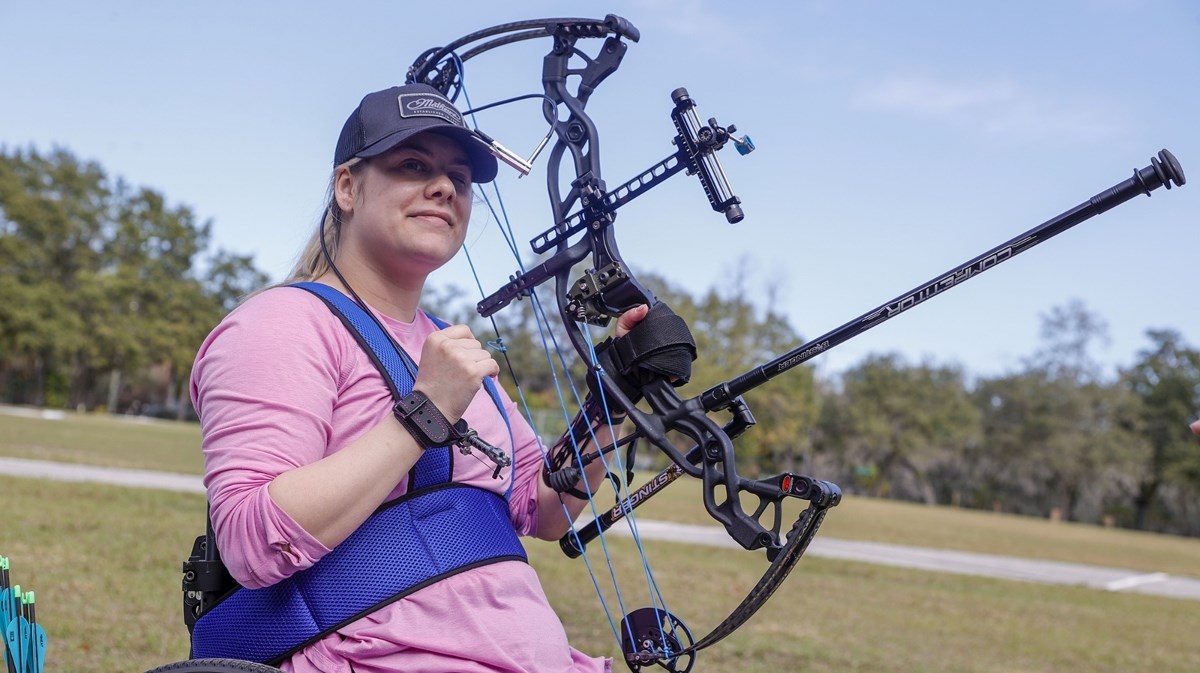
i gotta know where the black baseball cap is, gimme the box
[334,83,498,183]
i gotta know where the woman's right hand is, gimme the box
[413,324,500,422]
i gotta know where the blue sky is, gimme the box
[2,1,1197,381]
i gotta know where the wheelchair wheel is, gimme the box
[143,659,284,673]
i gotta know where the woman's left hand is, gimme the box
[614,304,650,338]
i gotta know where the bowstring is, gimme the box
[578,323,679,653]
[462,199,636,643]
[455,73,677,651]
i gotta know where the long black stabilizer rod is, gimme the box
[700,149,1186,412]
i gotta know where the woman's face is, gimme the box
[336,131,474,284]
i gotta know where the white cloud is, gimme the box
[854,75,1125,143]
[629,0,760,51]
[633,0,731,38]
[858,77,1017,115]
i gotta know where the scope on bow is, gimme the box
[671,87,752,224]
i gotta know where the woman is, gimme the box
[190,83,642,672]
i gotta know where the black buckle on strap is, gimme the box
[393,390,457,448]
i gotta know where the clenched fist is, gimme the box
[412,324,500,423]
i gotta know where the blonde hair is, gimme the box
[283,157,365,284]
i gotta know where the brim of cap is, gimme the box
[354,121,498,183]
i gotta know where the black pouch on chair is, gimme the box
[181,509,236,635]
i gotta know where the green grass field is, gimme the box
[2,409,1198,672]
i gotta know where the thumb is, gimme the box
[615,304,651,338]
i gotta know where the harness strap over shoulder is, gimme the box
[189,283,525,665]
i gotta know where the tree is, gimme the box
[1023,299,1111,381]
[0,147,107,405]
[972,371,1136,521]
[819,353,979,503]
[975,301,1135,522]
[0,145,269,412]
[204,250,271,313]
[1121,329,1200,531]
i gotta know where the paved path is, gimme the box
[0,456,206,493]
[3,456,1199,601]
[618,519,1200,601]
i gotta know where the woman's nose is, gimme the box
[425,172,457,201]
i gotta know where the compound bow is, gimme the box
[404,14,1184,673]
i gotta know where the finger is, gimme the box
[467,349,500,376]
[461,347,497,378]
[436,323,476,340]
[615,304,651,338]
[427,330,484,356]
[442,337,485,355]
[482,358,501,379]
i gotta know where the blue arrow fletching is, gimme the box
[31,623,46,673]
[4,614,27,673]
[0,587,10,633]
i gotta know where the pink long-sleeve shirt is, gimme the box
[190,285,611,673]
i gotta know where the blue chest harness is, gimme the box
[189,283,527,665]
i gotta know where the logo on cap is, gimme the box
[398,93,465,127]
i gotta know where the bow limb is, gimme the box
[565,372,844,667]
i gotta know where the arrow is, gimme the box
[0,558,13,673]
[22,592,43,673]
[2,585,24,673]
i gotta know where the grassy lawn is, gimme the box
[633,470,1200,578]
[1,408,1199,671]
[0,409,202,474]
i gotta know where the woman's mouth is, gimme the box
[411,211,453,227]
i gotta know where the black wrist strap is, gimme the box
[393,390,514,478]
[393,390,462,449]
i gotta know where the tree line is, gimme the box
[0,147,267,414]
[2,147,1197,536]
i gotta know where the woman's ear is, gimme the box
[334,165,357,214]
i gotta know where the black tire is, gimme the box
[143,659,284,673]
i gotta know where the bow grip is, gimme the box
[586,302,697,407]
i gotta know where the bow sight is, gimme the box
[402,14,1186,673]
